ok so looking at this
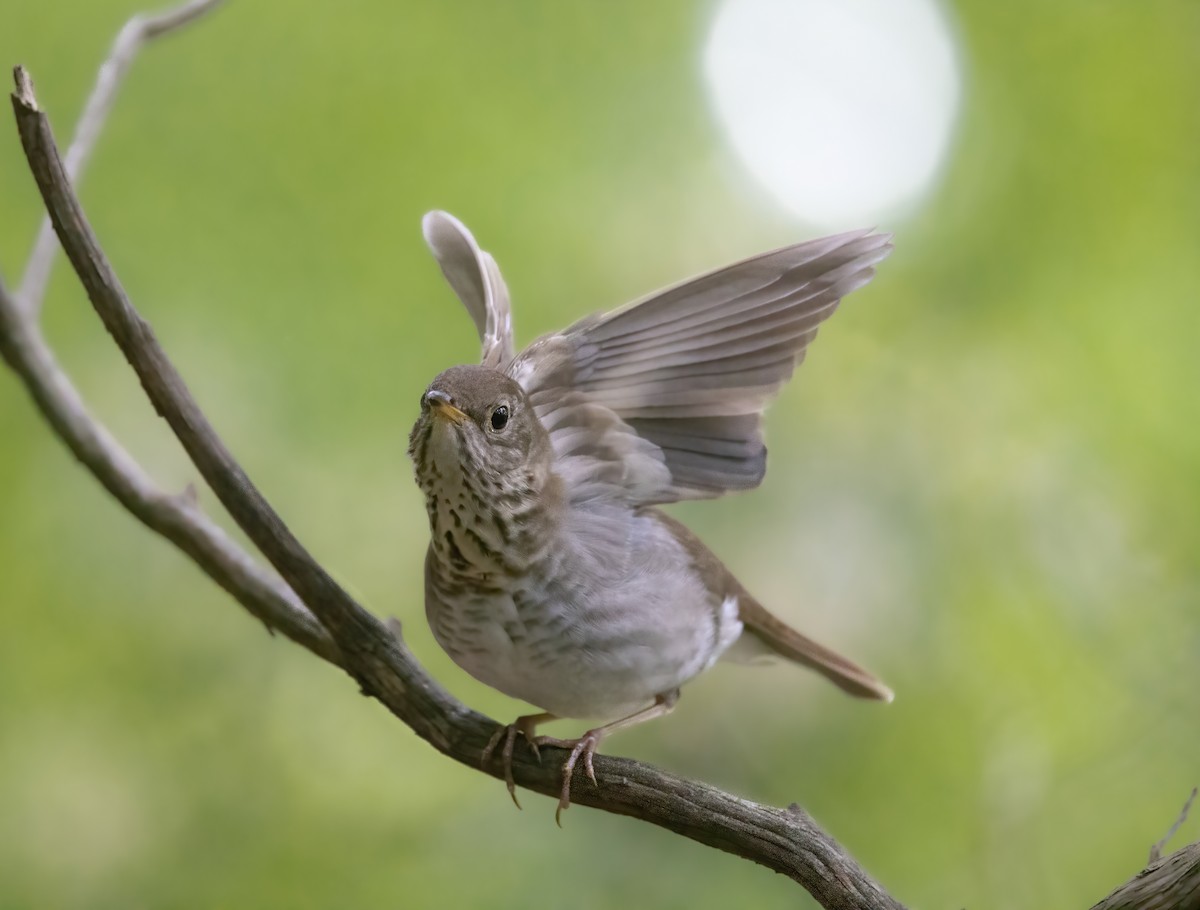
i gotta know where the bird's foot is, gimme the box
[481,713,552,810]
[485,694,677,822]
[531,729,604,826]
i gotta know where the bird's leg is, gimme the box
[534,689,680,825]
[481,712,557,809]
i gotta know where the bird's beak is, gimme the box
[425,389,467,425]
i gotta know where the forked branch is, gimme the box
[3,8,1198,910]
[16,0,224,316]
[4,52,904,910]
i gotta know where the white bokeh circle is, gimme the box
[704,0,962,227]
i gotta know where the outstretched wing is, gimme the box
[510,230,893,504]
[422,211,515,369]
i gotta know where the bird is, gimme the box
[408,211,894,822]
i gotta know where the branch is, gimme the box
[6,62,905,910]
[1150,786,1197,865]
[1090,843,1200,910]
[15,0,223,316]
[0,269,338,663]
[1087,788,1200,909]
[9,17,1194,910]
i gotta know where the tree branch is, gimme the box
[14,0,225,319]
[1090,843,1200,910]
[5,13,1197,910]
[15,0,223,316]
[6,60,906,910]
[1150,786,1197,865]
[0,270,339,664]
[1087,788,1200,909]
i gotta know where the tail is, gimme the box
[737,596,894,702]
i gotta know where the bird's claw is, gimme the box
[481,719,544,810]
[482,722,522,808]
[483,718,606,823]
[533,730,603,826]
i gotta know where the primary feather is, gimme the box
[421,212,892,503]
[423,211,515,369]
[510,230,893,503]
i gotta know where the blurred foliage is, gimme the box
[1,1,1198,908]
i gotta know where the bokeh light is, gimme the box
[1,2,1197,909]
[704,0,961,227]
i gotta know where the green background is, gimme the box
[2,1,1197,907]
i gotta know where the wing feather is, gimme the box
[509,229,892,502]
[422,211,515,369]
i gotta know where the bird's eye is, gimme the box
[490,406,509,431]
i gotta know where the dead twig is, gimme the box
[1150,787,1198,866]
[16,0,223,316]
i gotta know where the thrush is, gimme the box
[408,212,893,821]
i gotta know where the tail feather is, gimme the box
[649,508,894,701]
[738,597,894,702]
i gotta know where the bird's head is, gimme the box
[408,364,552,495]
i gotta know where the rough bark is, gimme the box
[3,9,1196,909]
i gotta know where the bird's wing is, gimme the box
[422,211,515,369]
[510,230,892,504]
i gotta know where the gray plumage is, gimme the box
[408,213,893,799]
[511,227,891,503]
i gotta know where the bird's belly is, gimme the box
[427,571,739,720]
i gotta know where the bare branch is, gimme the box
[0,269,338,665]
[8,18,1194,910]
[1151,787,1198,865]
[1090,842,1200,910]
[6,65,908,910]
[11,68,379,645]
[15,0,222,316]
